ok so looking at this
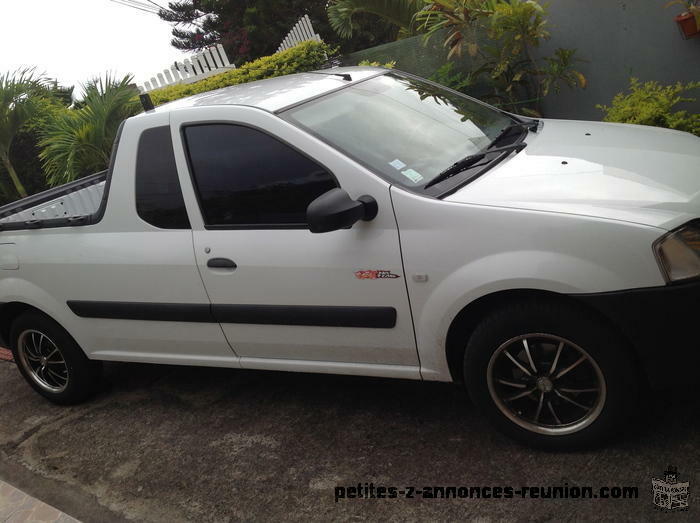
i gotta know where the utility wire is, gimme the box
[143,0,167,10]
[121,0,160,13]
[120,0,160,11]
[107,0,160,15]
[108,0,205,30]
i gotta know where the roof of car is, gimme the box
[150,66,385,114]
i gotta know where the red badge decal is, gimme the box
[354,270,400,280]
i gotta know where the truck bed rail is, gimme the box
[0,171,107,231]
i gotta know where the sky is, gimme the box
[0,0,188,95]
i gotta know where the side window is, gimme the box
[183,124,338,227]
[135,126,191,229]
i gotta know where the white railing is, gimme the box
[277,14,322,53]
[138,43,235,93]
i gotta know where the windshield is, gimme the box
[284,72,515,189]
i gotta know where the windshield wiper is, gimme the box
[489,120,536,148]
[424,143,527,189]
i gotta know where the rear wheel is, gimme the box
[10,311,102,405]
[464,300,638,449]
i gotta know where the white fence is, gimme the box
[277,14,322,53]
[139,16,322,93]
[138,43,235,93]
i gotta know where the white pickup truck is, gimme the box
[2,67,699,448]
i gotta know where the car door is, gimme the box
[52,115,237,365]
[170,106,419,376]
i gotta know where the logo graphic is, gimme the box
[652,466,689,511]
[354,270,400,280]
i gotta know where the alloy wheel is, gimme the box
[17,329,69,393]
[486,333,606,435]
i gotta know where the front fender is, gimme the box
[415,251,627,381]
[390,187,666,382]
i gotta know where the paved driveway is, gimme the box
[0,359,697,521]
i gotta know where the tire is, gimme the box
[464,299,639,450]
[10,311,102,405]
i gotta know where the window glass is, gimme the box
[184,124,337,227]
[135,126,190,229]
[285,73,515,189]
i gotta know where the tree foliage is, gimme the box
[0,68,46,199]
[39,75,141,186]
[415,0,499,59]
[1,85,74,205]
[159,1,395,65]
[327,0,425,39]
[416,0,585,115]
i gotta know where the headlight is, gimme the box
[654,221,700,283]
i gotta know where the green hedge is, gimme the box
[149,41,335,106]
[597,78,700,136]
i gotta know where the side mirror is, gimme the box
[307,188,378,233]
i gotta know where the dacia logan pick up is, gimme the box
[1,67,699,448]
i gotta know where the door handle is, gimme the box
[207,258,237,269]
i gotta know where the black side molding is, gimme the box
[66,301,397,328]
[212,304,397,328]
[67,301,213,323]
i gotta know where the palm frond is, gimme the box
[327,0,425,38]
[0,68,47,196]
[0,68,46,155]
[39,74,140,186]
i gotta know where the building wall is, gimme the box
[340,2,700,121]
[537,0,700,120]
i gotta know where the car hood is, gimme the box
[445,119,700,230]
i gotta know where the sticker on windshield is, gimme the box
[401,168,424,184]
[389,158,406,170]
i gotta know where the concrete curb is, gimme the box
[0,480,79,522]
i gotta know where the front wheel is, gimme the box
[464,300,639,449]
[10,311,102,405]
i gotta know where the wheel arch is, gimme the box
[444,288,647,386]
[0,302,59,349]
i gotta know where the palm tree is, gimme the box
[40,74,141,187]
[327,0,425,38]
[0,68,45,198]
[414,0,500,58]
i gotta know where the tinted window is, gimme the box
[135,126,190,229]
[184,124,337,227]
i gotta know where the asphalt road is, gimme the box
[0,358,697,521]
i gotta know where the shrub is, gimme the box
[430,62,474,93]
[597,78,700,136]
[149,41,336,106]
[416,1,585,116]
[357,59,396,68]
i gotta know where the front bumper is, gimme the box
[571,280,700,389]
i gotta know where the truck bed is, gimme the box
[0,171,107,231]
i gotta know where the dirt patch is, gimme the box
[1,362,699,521]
